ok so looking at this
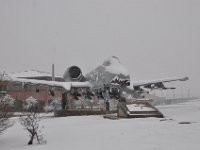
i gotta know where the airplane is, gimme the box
[6,56,189,109]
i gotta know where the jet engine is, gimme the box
[63,66,84,82]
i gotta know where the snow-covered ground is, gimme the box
[1,99,200,150]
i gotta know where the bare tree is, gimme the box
[0,72,14,134]
[19,108,46,145]
[0,96,14,134]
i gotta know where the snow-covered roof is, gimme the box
[9,70,62,78]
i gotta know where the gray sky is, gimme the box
[0,0,200,97]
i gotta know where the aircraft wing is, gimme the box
[8,77,91,91]
[132,76,189,90]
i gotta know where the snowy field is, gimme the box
[1,99,200,150]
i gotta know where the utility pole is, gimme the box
[52,64,55,81]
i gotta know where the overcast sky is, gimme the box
[0,0,199,97]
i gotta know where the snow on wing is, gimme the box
[132,76,189,87]
[9,77,91,91]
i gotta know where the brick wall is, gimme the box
[1,81,62,104]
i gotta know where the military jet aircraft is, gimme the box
[3,56,189,117]
[8,56,188,102]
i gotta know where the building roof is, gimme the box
[9,70,51,78]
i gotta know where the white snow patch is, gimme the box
[0,94,15,107]
[23,96,38,110]
[126,103,155,111]
[1,99,200,150]
[103,56,129,76]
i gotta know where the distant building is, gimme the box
[0,70,63,105]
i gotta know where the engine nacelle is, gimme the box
[63,66,84,82]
